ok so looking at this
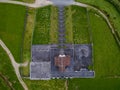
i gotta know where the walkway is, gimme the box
[0,39,28,90]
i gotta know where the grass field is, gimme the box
[0,46,23,90]
[68,78,120,90]
[76,0,120,36]
[65,6,90,44]
[21,7,36,76]
[89,9,120,77]
[72,5,90,44]
[32,6,51,44]
[24,79,65,90]
[67,5,120,90]
[65,6,73,43]
[50,6,58,44]
[32,6,58,44]
[0,3,26,63]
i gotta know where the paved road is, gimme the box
[50,0,74,6]
[0,0,52,7]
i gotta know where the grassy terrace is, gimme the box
[76,0,120,36]
[65,6,90,44]
[32,6,58,44]
[0,46,23,90]
[0,3,26,63]
[68,6,120,90]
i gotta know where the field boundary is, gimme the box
[73,2,120,47]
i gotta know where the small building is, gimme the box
[54,55,71,72]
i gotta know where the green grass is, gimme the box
[67,5,120,90]
[71,5,90,44]
[65,6,73,43]
[76,0,120,36]
[32,6,58,44]
[65,6,90,44]
[0,3,26,63]
[24,79,65,90]
[22,7,36,76]
[0,46,23,90]
[68,78,120,90]
[50,6,58,44]
[32,6,51,44]
[89,10,120,77]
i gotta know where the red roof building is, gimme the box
[54,55,71,72]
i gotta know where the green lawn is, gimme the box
[76,0,120,35]
[32,6,51,44]
[32,6,58,44]
[24,79,65,90]
[0,46,23,90]
[50,6,58,44]
[65,6,90,44]
[0,3,26,63]
[67,5,120,90]
[68,78,120,90]
[89,10,120,77]
[72,5,90,44]
[65,6,73,43]
[21,7,36,76]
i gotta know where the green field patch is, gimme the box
[0,46,23,90]
[67,5,120,90]
[76,0,120,36]
[32,6,58,45]
[21,7,36,76]
[0,3,26,63]
[32,6,51,44]
[50,6,58,44]
[72,5,90,44]
[24,79,65,90]
[65,6,73,43]
[89,10,120,77]
[68,78,120,90]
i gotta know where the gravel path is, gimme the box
[0,39,28,90]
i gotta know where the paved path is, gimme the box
[0,39,28,90]
[0,0,53,7]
